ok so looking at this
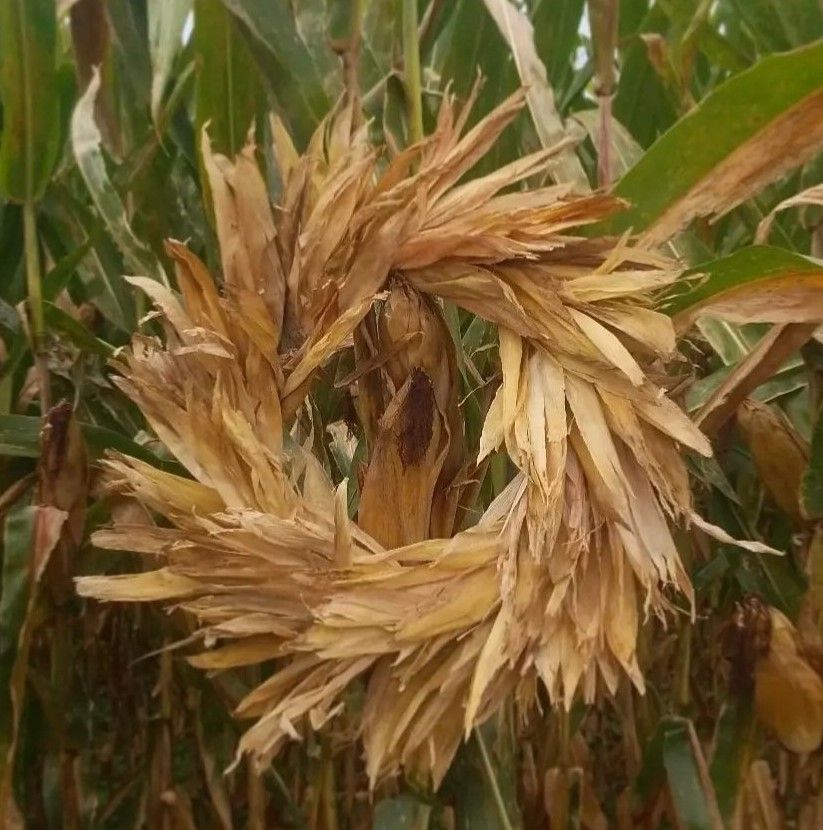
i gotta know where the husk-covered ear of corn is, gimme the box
[78,89,756,786]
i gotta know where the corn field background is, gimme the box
[3,0,823,828]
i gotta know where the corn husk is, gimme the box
[754,607,823,754]
[737,398,809,522]
[77,89,720,786]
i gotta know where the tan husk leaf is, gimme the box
[736,399,809,522]
[754,608,823,754]
[77,88,721,786]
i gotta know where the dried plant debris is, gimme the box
[77,89,754,786]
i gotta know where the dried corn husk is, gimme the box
[754,607,823,754]
[78,88,725,786]
[737,398,809,522]
[356,282,466,546]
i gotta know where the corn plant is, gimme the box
[2,1,823,828]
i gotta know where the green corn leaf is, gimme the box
[0,0,61,203]
[218,0,333,147]
[194,0,263,156]
[662,718,722,830]
[532,0,585,100]
[0,414,181,472]
[42,241,92,302]
[663,246,823,333]
[609,39,823,245]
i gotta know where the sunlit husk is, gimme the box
[78,89,722,785]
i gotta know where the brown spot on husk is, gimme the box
[397,369,435,468]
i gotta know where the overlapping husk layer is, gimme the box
[78,90,719,786]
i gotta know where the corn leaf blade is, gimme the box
[609,40,823,244]
[0,0,60,202]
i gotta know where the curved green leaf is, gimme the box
[664,246,823,332]
[609,39,823,244]
[0,0,60,202]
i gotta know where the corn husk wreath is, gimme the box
[76,89,771,787]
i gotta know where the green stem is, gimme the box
[23,201,50,414]
[402,0,424,145]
